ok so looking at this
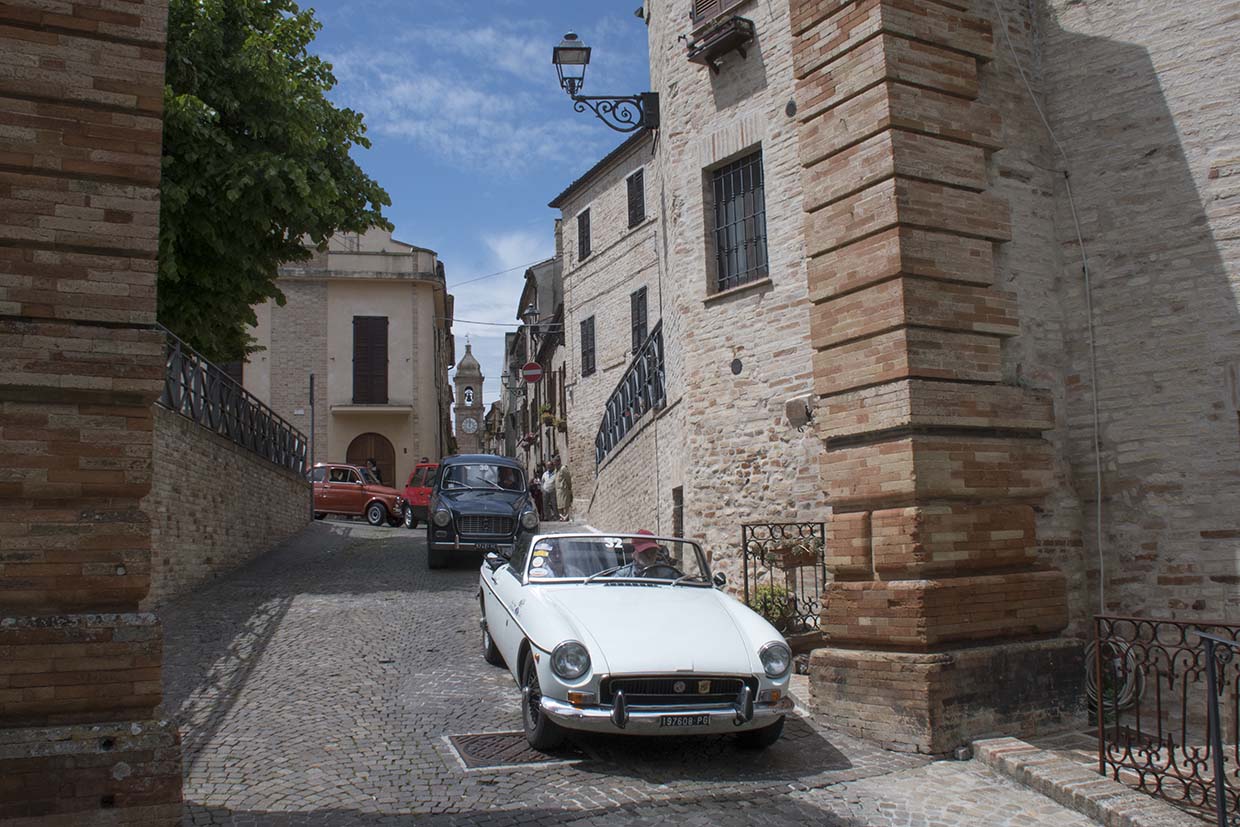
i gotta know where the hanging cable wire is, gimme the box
[447,257,550,289]
[990,0,1105,617]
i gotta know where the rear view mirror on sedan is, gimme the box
[713,572,727,589]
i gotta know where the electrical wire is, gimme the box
[447,257,551,289]
[991,0,1105,616]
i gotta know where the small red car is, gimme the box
[310,462,406,527]
[402,462,439,529]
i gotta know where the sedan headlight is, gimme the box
[432,509,451,527]
[550,641,590,680]
[520,509,539,530]
[759,641,792,678]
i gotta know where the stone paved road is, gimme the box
[159,522,1099,826]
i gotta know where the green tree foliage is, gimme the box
[159,0,391,361]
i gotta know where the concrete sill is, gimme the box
[330,404,414,414]
[703,276,773,306]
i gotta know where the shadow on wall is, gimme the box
[1036,4,1239,621]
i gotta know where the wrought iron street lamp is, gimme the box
[552,32,659,133]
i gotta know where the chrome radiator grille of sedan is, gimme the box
[458,515,514,536]
[601,675,756,706]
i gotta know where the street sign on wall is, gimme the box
[521,362,543,383]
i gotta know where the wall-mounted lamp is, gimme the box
[552,32,659,133]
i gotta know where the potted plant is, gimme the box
[539,404,554,426]
[555,417,567,433]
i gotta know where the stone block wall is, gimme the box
[0,0,183,820]
[142,405,310,608]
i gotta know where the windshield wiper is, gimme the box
[583,565,626,584]
[670,574,708,587]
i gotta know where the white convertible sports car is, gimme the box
[477,531,795,750]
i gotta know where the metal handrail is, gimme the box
[156,325,308,475]
[594,321,666,467]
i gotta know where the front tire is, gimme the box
[522,649,565,751]
[366,502,386,527]
[736,716,785,749]
[481,616,504,667]
[404,505,417,529]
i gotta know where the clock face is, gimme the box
[461,416,479,434]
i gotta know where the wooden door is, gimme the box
[346,432,395,489]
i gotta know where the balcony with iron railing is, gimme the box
[594,321,666,467]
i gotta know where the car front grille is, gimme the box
[600,675,755,706]
[458,515,514,536]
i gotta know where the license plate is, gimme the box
[659,714,710,728]
[475,542,497,552]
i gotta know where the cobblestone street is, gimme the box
[159,523,1099,826]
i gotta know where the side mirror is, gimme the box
[484,552,505,571]
[713,572,727,589]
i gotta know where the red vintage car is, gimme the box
[310,462,406,527]
[402,461,439,529]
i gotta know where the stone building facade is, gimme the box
[557,0,1239,752]
[0,0,185,819]
[245,228,454,487]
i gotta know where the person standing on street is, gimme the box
[553,456,573,521]
[530,462,545,520]
[541,461,558,521]
[366,457,383,485]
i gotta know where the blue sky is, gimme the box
[312,0,652,407]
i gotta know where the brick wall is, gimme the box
[0,0,184,819]
[142,405,310,608]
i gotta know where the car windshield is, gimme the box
[443,463,525,491]
[359,467,380,485]
[524,534,710,584]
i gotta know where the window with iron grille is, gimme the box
[580,316,596,377]
[630,287,648,353]
[627,169,645,228]
[352,316,388,403]
[577,208,591,261]
[710,149,768,292]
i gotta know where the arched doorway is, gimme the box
[346,432,396,488]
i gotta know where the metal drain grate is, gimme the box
[446,731,584,770]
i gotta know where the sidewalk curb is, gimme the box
[973,737,1202,827]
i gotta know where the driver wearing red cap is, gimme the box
[615,530,665,577]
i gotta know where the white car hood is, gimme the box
[539,585,755,675]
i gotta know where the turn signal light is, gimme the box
[757,689,782,704]
[567,691,595,706]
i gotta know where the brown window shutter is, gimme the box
[691,0,720,24]
[353,316,389,404]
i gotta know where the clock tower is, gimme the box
[453,341,484,453]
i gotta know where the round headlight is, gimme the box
[520,509,539,530]
[432,509,451,527]
[759,641,792,678]
[550,641,591,680]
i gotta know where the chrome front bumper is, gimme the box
[539,696,793,735]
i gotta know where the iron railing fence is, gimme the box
[741,522,826,639]
[594,321,665,466]
[158,326,308,476]
[1094,616,1240,824]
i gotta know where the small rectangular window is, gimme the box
[672,486,684,538]
[580,316,596,377]
[630,287,648,353]
[627,169,645,228]
[578,208,592,261]
[711,149,768,293]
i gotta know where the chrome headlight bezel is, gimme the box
[759,641,792,679]
[550,641,591,681]
[432,508,451,527]
[520,509,539,530]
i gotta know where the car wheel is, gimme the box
[522,648,565,751]
[736,716,785,749]
[366,502,386,526]
[404,505,417,530]
[427,547,447,569]
[314,512,325,520]
[481,617,504,667]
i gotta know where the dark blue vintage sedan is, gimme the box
[425,454,539,569]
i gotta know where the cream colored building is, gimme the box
[244,227,454,488]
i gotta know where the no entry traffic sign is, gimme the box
[521,362,543,383]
